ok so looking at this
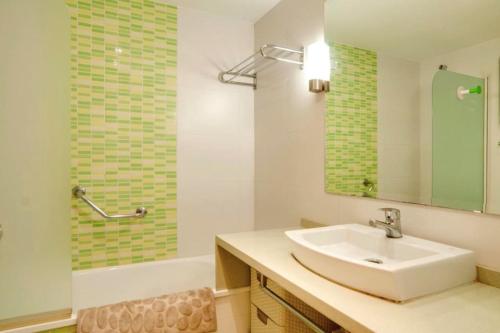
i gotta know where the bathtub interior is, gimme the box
[72,254,215,313]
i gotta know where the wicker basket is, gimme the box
[250,268,347,333]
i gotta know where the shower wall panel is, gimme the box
[67,0,177,270]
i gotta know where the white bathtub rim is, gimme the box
[73,254,215,276]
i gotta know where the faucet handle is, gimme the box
[379,208,400,223]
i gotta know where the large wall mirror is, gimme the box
[324,0,500,214]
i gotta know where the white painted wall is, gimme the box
[255,0,326,232]
[377,55,420,203]
[418,38,500,213]
[0,0,71,320]
[177,7,255,257]
[255,0,500,271]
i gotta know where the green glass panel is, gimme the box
[432,71,484,211]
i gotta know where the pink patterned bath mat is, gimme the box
[77,287,217,333]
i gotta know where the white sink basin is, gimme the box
[286,224,476,302]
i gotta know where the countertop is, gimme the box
[216,228,500,333]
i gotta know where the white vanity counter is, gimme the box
[216,227,500,333]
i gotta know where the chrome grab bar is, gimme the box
[72,186,147,219]
[257,272,326,333]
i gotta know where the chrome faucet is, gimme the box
[369,208,402,238]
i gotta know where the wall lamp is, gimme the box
[305,41,331,93]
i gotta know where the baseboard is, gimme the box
[0,309,72,331]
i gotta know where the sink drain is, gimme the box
[364,258,384,264]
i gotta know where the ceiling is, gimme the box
[163,0,282,22]
[325,0,500,61]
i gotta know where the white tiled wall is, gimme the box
[177,7,255,257]
[254,0,500,271]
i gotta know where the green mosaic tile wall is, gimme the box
[67,0,177,270]
[325,43,378,197]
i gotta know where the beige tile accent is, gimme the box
[477,266,500,288]
[300,218,327,229]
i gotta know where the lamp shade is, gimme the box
[305,41,331,81]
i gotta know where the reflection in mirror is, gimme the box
[324,0,500,214]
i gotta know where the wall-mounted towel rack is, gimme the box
[72,186,147,219]
[218,44,304,89]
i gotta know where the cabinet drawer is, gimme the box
[251,304,285,333]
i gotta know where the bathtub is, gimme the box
[73,254,215,311]
[5,254,249,333]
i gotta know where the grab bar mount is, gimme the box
[72,186,147,219]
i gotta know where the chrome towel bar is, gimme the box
[72,186,147,219]
[218,44,304,89]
